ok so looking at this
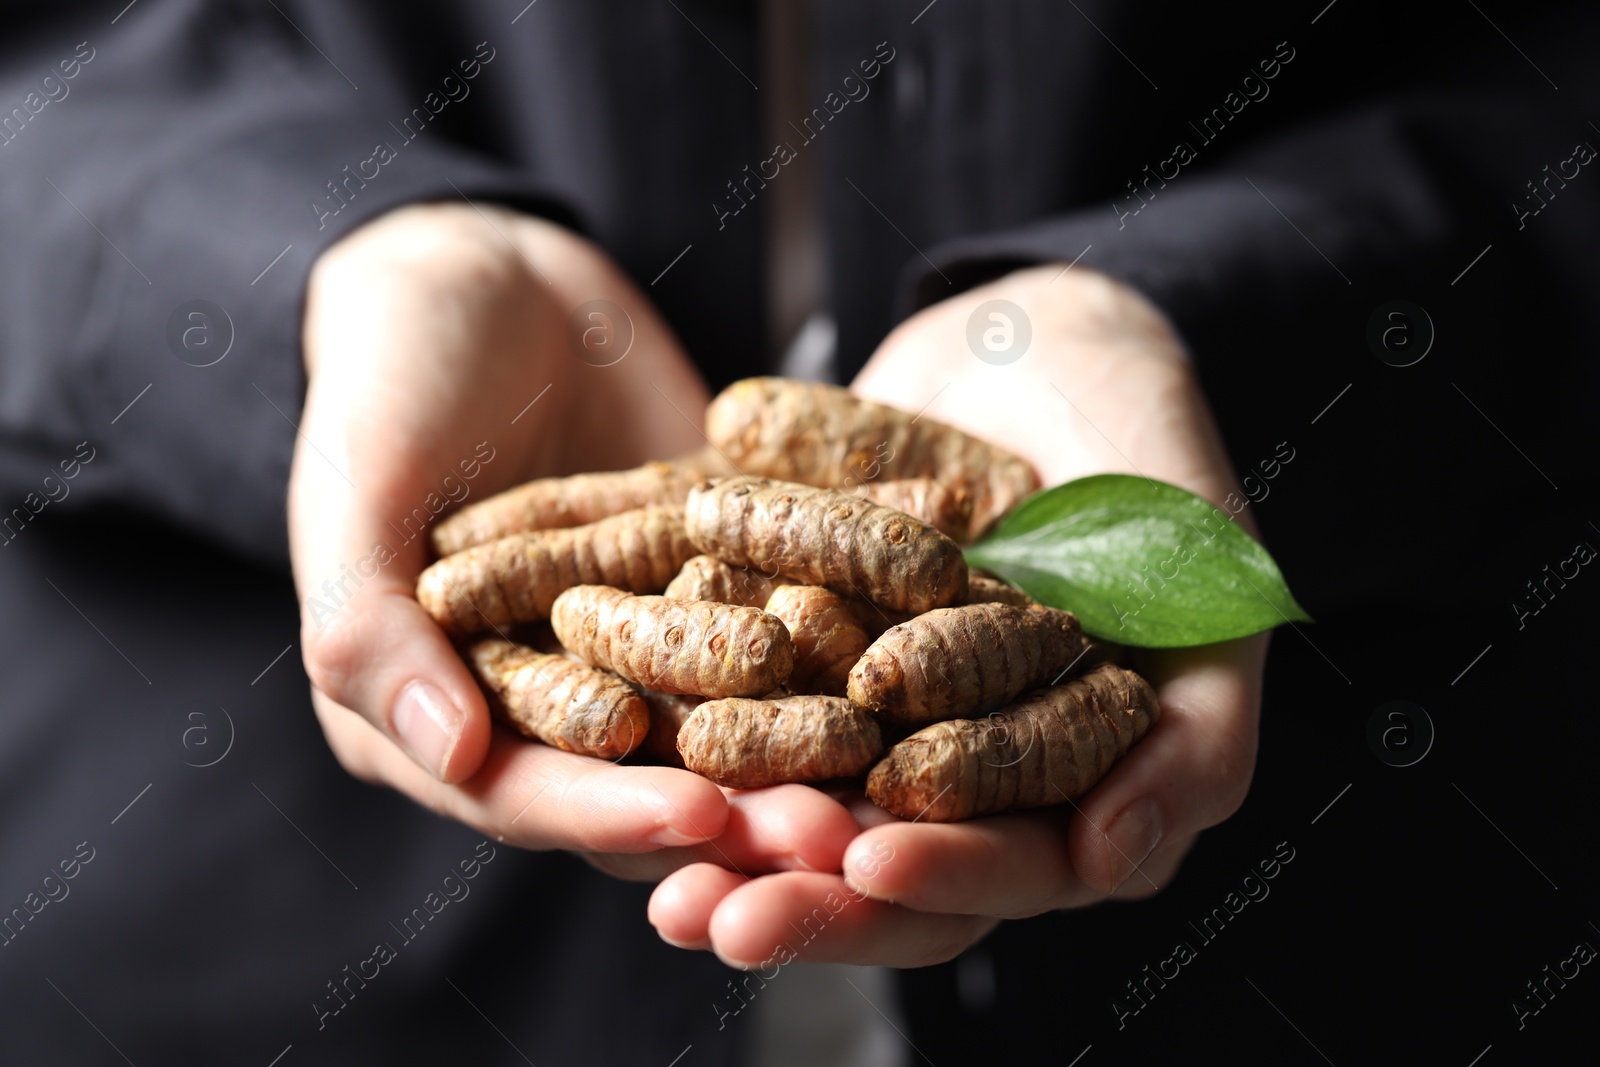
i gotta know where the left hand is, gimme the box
[647,265,1270,967]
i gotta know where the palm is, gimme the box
[292,204,783,872]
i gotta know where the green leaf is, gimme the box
[965,474,1310,648]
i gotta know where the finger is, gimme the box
[842,813,1089,918]
[290,337,511,784]
[315,697,728,853]
[718,784,861,872]
[648,864,748,949]
[577,783,862,883]
[299,583,492,783]
[1109,835,1195,901]
[288,384,499,785]
[837,639,1263,915]
[1063,636,1267,896]
[704,871,996,969]
[827,788,903,833]
[840,813,1196,917]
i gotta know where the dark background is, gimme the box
[1,0,1597,1064]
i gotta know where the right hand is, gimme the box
[289,203,857,872]
[646,266,1269,965]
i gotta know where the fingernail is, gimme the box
[1107,799,1163,891]
[648,824,706,848]
[392,681,465,780]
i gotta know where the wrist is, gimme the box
[992,264,1190,367]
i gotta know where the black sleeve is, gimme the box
[904,10,1600,348]
[0,4,570,566]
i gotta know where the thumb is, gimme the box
[1066,635,1267,896]
[287,406,494,786]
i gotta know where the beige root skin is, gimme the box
[663,554,783,608]
[847,603,1084,725]
[430,460,705,556]
[865,663,1159,822]
[857,478,975,543]
[962,574,1038,609]
[704,377,1039,538]
[685,476,968,615]
[764,585,870,697]
[417,505,696,636]
[677,696,883,789]
[550,585,794,698]
[638,689,704,767]
[467,637,649,759]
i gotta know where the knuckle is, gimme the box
[1111,841,1190,902]
[328,735,385,786]
[300,608,370,708]
[1207,718,1259,824]
[498,769,576,849]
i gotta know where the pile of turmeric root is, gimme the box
[416,378,1159,822]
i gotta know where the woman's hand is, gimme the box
[289,202,737,858]
[649,266,1270,967]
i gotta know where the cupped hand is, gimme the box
[649,266,1271,967]
[289,202,759,862]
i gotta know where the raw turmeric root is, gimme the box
[763,585,870,696]
[963,574,1037,609]
[429,462,686,556]
[844,573,1035,640]
[550,585,794,698]
[663,554,783,607]
[847,603,1084,725]
[704,377,1039,537]
[857,478,975,543]
[431,459,706,556]
[416,505,695,635]
[865,663,1159,822]
[685,476,968,615]
[467,637,649,759]
[638,689,704,767]
[677,695,883,788]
